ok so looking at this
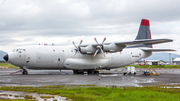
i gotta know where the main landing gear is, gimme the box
[73,70,99,75]
[22,69,28,75]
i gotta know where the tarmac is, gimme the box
[0,68,180,87]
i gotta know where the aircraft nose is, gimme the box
[3,54,8,61]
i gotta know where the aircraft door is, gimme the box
[57,57,61,66]
[25,56,30,67]
[57,50,65,68]
[17,49,26,66]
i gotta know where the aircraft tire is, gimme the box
[88,70,93,74]
[24,71,28,75]
[73,70,78,74]
[22,70,28,75]
[94,71,99,74]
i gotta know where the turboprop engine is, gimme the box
[80,45,97,55]
[103,43,126,52]
[72,40,97,57]
[72,38,126,57]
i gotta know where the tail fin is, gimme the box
[135,19,152,48]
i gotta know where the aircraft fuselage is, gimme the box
[7,45,152,70]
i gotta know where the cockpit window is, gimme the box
[12,49,26,53]
[12,49,16,52]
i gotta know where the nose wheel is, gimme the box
[22,69,28,75]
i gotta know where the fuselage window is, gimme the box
[13,49,26,53]
[12,49,17,52]
[18,49,22,53]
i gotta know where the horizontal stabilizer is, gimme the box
[141,48,176,52]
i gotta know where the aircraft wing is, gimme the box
[141,48,176,52]
[78,38,174,55]
[80,39,173,47]
[114,39,173,46]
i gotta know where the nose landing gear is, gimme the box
[10,69,28,75]
[22,69,28,75]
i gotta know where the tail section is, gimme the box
[135,19,152,48]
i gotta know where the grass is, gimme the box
[40,96,54,98]
[0,63,17,68]
[130,65,180,69]
[0,99,37,101]
[24,95,35,99]
[0,85,180,101]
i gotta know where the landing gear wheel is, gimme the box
[134,72,136,75]
[73,70,78,74]
[94,71,99,74]
[87,70,99,74]
[88,70,93,74]
[22,69,28,75]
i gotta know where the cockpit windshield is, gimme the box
[12,49,26,53]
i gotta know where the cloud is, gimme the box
[0,0,179,53]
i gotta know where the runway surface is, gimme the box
[0,68,180,87]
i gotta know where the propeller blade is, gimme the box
[100,47,105,57]
[72,40,83,58]
[79,40,83,46]
[94,49,99,57]
[77,50,83,58]
[94,38,99,44]
[73,51,77,58]
[72,41,78,49]
[102,37,106,44]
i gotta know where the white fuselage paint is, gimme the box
[8,45,152,70]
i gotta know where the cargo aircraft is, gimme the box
[3,19,175,75]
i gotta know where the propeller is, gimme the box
[72,40,83,58]
[94,37,106,57]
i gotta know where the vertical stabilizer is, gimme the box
[135,19,152,48]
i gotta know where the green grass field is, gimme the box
[0,63,17,68]
[0,85,180,101]
[0,100,36,101]
[130,65,180,69]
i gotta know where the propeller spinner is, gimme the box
[72,40,83,58]
[94,37,106,57]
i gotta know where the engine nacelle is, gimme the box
[80,45,97,55]
[103,43,126,52]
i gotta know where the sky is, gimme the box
[0,0,180,54]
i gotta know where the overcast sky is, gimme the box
[0,0,180,54]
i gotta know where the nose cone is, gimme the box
[3,54,8,61]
